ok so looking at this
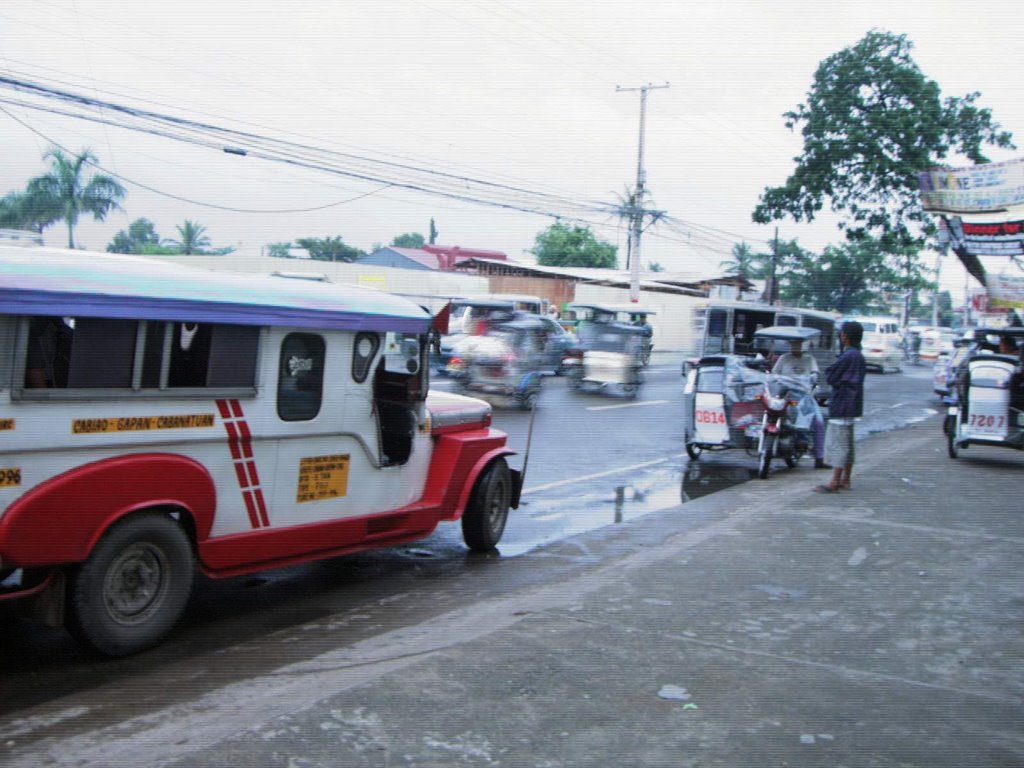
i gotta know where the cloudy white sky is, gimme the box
[2,0,1022,297]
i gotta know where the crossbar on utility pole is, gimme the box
[617,82,669,302]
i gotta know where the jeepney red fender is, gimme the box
[0,454,216,568]
[424,428,516,521]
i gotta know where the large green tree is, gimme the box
[752,30,1014,285]
[295,235,365,262]
[777,236,931,315]
[530,222,617,269]
[26,147,126,249]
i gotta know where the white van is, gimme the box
[853,316,903,372]
[0,247,520,656]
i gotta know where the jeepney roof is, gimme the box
[0,246,431,333]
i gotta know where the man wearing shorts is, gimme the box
[815,321,866,493]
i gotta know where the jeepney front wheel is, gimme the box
[462,459,511,552]
[66,513,194,657]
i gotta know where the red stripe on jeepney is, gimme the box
[223,422,242,461]
[252,488,269,527]
[241,489,261,529]
[237,421,254,459]
[217,398,269,529]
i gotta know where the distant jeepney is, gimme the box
[0,247,520,656]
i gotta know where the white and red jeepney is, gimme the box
[0,246,520,656]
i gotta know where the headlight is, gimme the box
[767,396,787,410]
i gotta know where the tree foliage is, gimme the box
[295,235,366,262]
[530,222,617,269]
[165,220,211,255]
[266,241,294,258]
[719,242,765,280]
[753,30,1014,283]
[107,218,161,254]
[777,236,932,315]
[391,232,426,248]
[0,189,61,233]
[26,147,126,249]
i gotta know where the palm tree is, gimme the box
[613,185,665,271]
[166,220,211,255]
[719,242,763,280]
[26,147,126,249]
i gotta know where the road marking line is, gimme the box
[586,399,669,412]
[522,453,685,495]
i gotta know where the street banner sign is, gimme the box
[946,216,1024,257]
[918,157,1024,214]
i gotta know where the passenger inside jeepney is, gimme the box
[25,316,73,388]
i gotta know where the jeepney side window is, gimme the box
[65,317,136,388]
[17,317,259,396]
[277,333,325,421]
[352,332,380,384]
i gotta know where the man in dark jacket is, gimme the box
[815,321,867,493]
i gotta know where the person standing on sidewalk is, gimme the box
[815,320,866,493]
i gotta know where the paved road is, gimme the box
[0,355,943,718]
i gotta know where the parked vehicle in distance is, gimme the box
[918,326,956,362]
[855,316,902,372]
[0,247,521,656]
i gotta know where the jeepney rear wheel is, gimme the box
[66,513,194,657]
[462,459,511,552]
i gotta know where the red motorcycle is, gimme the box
[756,374,814,479]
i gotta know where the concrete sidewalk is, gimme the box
[11,416,1024,767]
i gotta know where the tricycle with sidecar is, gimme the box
[451,316,548,409]
[564,306,644,398]
[944,327,1024,458]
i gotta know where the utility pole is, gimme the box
[766,227,780,305]
[617,82,669,302]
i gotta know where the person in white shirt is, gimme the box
[772,339,829,469]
